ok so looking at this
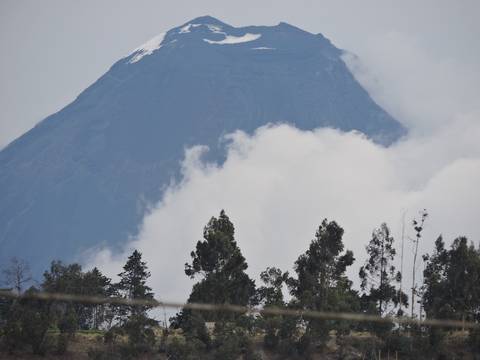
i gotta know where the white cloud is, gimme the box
[88,122,480,305]
[87,28,480,310]
[342,31,480,135]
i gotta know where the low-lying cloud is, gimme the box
[88,30,480,308]
[88,121,480,304]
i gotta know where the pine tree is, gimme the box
[117,250,154,317]
[115,250,157,355]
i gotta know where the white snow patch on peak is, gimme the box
[129,32,166,63]
[206,24,224,34]
[179,23,202,34]
[252,46,275,50]
[204,33,261,45]
[179,23,222,35]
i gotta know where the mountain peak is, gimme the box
[125,16,336,65]
[0,15,406,275]
[276,21,306,32]
[186,15,226,26]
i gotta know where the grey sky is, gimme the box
[2,0,479,307]
[1,0,479,147]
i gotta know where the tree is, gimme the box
[446,237,480,324]
[288,219,357,351]
[1,257,32,293]
[1,260,115,356]
[175,210,256,354]
[184,210,256,313]
[42,261,84,353]
[2,286,52,355]
[359,223,408,316]
[411,209,428,317]
[423,236,480,347]
[256,267,289,349]
[82,267,113,329]
[41,261,114,353]
[115,250,157,355]
[257,267,288,308]
[116,250,154,316]
[359,223,408,338]
[422,236,449,346]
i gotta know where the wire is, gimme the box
[1,290,477,329]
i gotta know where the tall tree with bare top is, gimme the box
[359,223,408,336]
[411,210,428,317]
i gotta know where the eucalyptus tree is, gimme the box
[288,219,357,351]
[359,223,408,317]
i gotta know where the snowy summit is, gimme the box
[0,16,406,274]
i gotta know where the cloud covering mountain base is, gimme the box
[88,119,480,303]
[88,23,480,306]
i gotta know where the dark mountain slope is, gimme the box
[0,16,405,273]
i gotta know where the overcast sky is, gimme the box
[2,1,480,308]
[1,0,480,146]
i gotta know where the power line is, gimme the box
[0,290,477,329]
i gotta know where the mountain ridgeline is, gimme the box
[0,16,406,273]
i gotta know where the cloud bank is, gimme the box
[88,122,480,304]
[88,29,480,308]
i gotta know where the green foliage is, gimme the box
[41,261,114,353]
[275,314,301,357]
[256,267,289,349]
[359,223,407,338]
[423,236,480,348]
[287,219,358,351]
[43,261,82,353]
[257,267,289,307]
[82,267,114,329]
[122,314,156,354]
[115,250,157,356]
[88,250,157,359]
[1,299,23,353]
[211,322,260,360]
[171,309,211,347]
[423,236,480,321]
[1,216,480,358]
[184,210,256,311]
[56,306,78,354]
[165,336,207,360]
[175,210,256,349]
[116,250,154,318]
[2,287,52,355]
[360,224,407,314]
